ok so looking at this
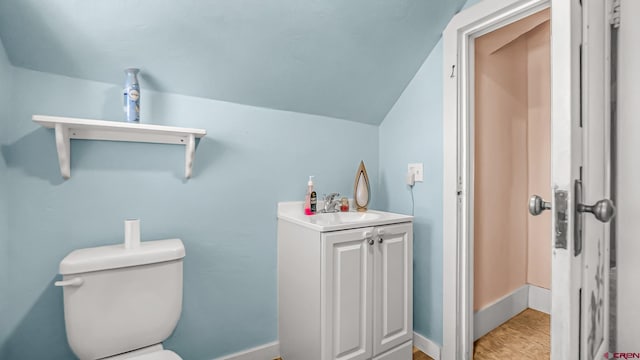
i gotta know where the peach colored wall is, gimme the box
[474,25,529,312]
[473,13,550,311]
[526,22,551,290]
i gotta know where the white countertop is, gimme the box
[277,201,413,232]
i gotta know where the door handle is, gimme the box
[577,199,616,223]
[529,195,551,216]
[574,180,616,256]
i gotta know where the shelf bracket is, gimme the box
[185,134,196,179]
[34,115,206,180]
[54,123,71,179]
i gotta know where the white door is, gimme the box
[547,0,614,359]
[616,0,640,349]
[322,227,374,360]
[372,223,413,357]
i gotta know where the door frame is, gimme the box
[441,0,551,358]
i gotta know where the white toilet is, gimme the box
[56,238,186,360]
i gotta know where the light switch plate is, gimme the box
[408,163,424,182]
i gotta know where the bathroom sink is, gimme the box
[277,202,413,231]
[315,211,382,223]
[310,211,383,227]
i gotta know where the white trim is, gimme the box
[413,332,441,360]
[616,0,640,349]
[473,285,551,340]
[548,0,585,358]
[442,1,551,359]
[528,285,551,315]
[473,285,529,340]
[213,341,280,360]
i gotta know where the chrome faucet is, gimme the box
[322,193,341,213]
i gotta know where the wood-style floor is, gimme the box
[474,308,550,359]
[413,308,549,360]
[413,346,434,360]
[278,309,549,360]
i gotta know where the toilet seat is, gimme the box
[128,350,182,360]
[102,344,182,360]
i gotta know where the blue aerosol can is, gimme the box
[123,68,140,122]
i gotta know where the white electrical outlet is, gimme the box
[408,163,424,182]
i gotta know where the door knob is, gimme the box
[368,238,375,246]
[577,199,616,223]
[529,195,551,216]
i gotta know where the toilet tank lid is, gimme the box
[59,239,185,275]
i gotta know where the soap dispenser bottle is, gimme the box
[304,176,317,215]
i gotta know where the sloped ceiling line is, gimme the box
[0,0,467,125]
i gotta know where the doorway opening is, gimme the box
[443,0,616,359]
[471,8,551,359]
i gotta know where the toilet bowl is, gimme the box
[56,239,185,360]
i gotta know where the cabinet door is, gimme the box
[322,227,374,360]
[373,223,413,356]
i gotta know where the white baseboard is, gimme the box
[474,285,529,340]
[210,285,548,360]
[216,336,438,360]
[413,331,441,360]
[528,285,551,314]
[214,341,280,360]
[473,284,552,340]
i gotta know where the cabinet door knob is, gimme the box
[378,237,383,244]
[377,229,385,236]
[363,231,372,239]
[368,239,375,245]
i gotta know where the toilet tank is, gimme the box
[58,239,185,360]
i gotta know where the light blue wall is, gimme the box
[0,1,476,355]
[463,0,483,10]
[0,0,467,124]
[377,0,480,344]
[0,36,12,360]
[378,40,445,344]
[0,67,378,359]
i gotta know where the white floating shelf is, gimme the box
[33,115,207,179]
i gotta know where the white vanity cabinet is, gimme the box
[278,204,413,360]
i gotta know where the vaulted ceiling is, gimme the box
[0,0,466,124]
